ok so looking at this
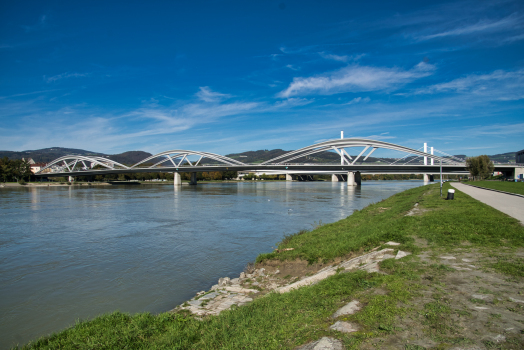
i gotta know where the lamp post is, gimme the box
[440,159,443,197]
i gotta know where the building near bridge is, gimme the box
[517,149,524,164]
[30,163,48,174]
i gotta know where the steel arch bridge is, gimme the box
[260,138,461,165]
[35,138,482,178]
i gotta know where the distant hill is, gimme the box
[223,149,398,164]
[110,151,153,165]
[0,147,152,166]
[486,152,515,164]
[0,147,517,166]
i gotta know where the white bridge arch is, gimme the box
[35,138,468,175]
[130,150,246,169]
[37,155,129,174]
[261,138,462,165]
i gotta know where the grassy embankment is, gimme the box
[464,180,524,196]
[17,183,524,350]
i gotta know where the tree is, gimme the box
[0,157,10,183]
[466,155,494,180]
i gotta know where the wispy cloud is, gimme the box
[44,72,90,83]
[278,62,435,98]
[273,97,313,108]
[195,87,232,102]
[286,64,300,71]
[0,89,58,99]
[415,68,524,100]
[345,97,370,105]
[503,33,524,43]
[22,14,48,32]
[416,14,522,41]
[318,52,350,62]
[462,122,524,137]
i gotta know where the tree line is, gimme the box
[0,157,32,183]
[63,170,240,182]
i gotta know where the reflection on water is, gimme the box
[0,181,424,348]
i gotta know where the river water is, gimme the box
[0,181,424,348]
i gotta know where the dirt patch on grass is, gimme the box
[256,250,365,280]
[405,203,432,217]
[360,245,524,350]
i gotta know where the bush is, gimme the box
[18,179,26,185]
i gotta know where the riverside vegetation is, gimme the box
[16,182,524,350]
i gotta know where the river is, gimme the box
[0,180,425,348]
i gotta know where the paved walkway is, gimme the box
[451,183,524,224]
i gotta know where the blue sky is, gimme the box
[1,0,523,158]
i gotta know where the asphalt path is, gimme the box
[451,182,524,224]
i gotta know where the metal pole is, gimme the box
[440,159,443,197]
[340,131,344,165]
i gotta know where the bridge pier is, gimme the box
[286,174,293,181]
[347,172,361,186]
[173,172,182,186]
[347,172,355,186]
[423,174,429,182]
[189,172,197,185]
[68,176,74,182]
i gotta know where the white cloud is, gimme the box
[319,52,349,62]
[415,68,524,100]
[195,86,232,102]
[273,97,313,108]
[278,62,435,98]
[45,72,90,83]
[503,33,524,43]
[416,13,522,41]
[345,97,370,105]
[463,122,524,137]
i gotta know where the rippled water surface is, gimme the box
[0,181,425,348]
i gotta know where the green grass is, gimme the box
[491,257,524,277]
[464,180,524,196]
[257,183,524,264]
[20,267,419,350]
[17,182,524,349]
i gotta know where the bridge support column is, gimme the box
[173,172,182,186]
[68,176,74,182]
[332,174,340,182]
[189,172,197,185]
[286,174,293,181]
[355,171,362,186]
[347,172,356,186]
[423,174,429,182]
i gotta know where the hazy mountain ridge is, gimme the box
[0,148,152,166]
[0,148,517,165]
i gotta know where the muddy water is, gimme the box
[0,181,424,348]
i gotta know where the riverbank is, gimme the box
[16,183,524,349]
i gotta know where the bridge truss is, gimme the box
[35,138,471,177]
